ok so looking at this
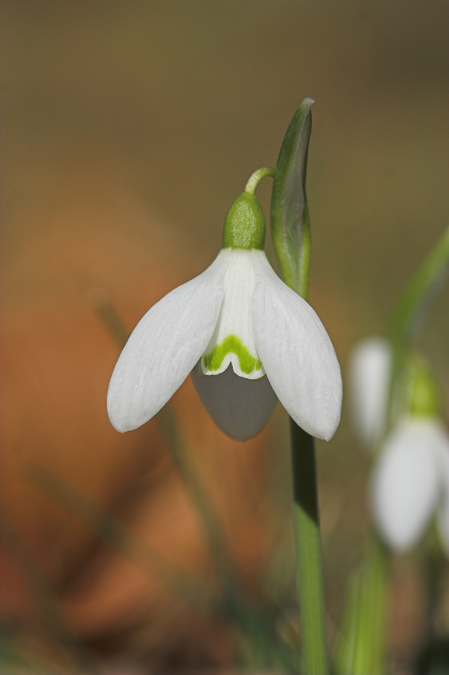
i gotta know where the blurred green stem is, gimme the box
[1,512,99,674]
[386,226,449,349]
[334,535,388,675]
[385,226,449,432]
[157,406,247,623]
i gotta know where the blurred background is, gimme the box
[1,1,448,673]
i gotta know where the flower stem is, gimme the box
[386,225,449,349]
[244,166,276,195]
[290,422,329,674]
[333,534,388,675]
[385,225,449,433]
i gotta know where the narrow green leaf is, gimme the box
[25,464,217,614]
[387,225,449,348]
[271,98,314,297]
[1,512,99,674]
[385,226,449,432]
[333,538,389,675]
[156,406,249,627]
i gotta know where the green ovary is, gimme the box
[203,335,262,375]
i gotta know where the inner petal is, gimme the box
[201,249,264,380]
[192,363,278,441]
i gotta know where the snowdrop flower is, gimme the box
[371,416,449,553]
[107,190,342,441]
[348,337,391,447]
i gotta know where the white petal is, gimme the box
[251,251,342,441]
[107,250,230,432]
[201,249,264,380]
[348,337,391,447]
[191,362,278,441]
[371,417,442,551]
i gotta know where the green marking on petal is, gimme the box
[203,335,262,375]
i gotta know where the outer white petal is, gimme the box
[348,337,391,447]
[251,251,342,441]
[107,250,230,432]
[191,362,278,441]
[371,417,442,551]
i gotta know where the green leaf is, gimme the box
[271,98,314,298]
[384,226,449,432]
[333,538,389,675]
[25,464,217,614]
[387,226,449,348]
[1,512,99,674]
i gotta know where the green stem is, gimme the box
[333,534,388,675]
[351,537,388,675]
[1,513,100,674]
[385,225,449,433]
[244,166,276,195]
[386,225,449,349]
[156,406,248,624]
[290,423,329,674]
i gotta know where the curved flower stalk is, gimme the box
[107,186,342,442]
[371,416,449,553]
[348,337,392,447]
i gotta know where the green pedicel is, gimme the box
[203,335,262,375]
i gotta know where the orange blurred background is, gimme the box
[1,1,448,673]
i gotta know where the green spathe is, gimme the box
[203,334,262,375]
[271,98,314,296]
[408,361,441,419]
[222,192,265,250]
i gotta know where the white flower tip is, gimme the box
[106,377,149,433]
[108,417,130,434]
[317,404,342,442]
[107,382,127,433]
[107,407,127,434]
[299,386,343,442]
[348,337,391,447]
[371,418,443,551]
[281,345,343,442]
